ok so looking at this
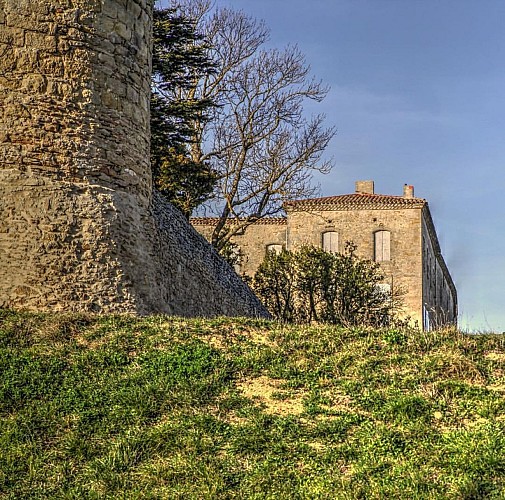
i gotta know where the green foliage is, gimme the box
[248,248,298,321]
[1,311,505,499]
[151,7,217,216]
[251,242,402,326]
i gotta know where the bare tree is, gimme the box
[167,1,336,250]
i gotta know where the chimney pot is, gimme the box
[355,180,374,194]
[403,184,414,198]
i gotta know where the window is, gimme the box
[322,231,339,253]
[266,244,283,255]
[423,305,431,331]
[374,230,390,262]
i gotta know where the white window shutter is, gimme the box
[383,231,390,261]
[375,231,390,262]
[375,231,383,261]
[322,232,338,253]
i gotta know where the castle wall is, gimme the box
[0,0,154,312]
[151,193,269,317]
[0,0,268,318]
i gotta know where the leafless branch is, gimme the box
[166,1,336,250]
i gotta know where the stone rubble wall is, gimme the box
[152,192,269,317]
[0,0,268,318]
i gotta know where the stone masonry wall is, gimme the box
[422,210,457,328]
[154,193,269,317]
[286,207,425,326]
[192,200,458,327]
[0,0,268,318]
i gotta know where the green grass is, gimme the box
[1,310,504,499]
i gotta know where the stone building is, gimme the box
[192,181,457,329]
[0,0,267,318]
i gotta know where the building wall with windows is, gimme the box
[285,204,424,325]
[191,181,457,329]
[421,208,457,329]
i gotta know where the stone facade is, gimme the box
[192,181,458,329]
[191,217,287,277]
[0,0,268,318]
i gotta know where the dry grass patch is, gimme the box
[462,416,491,428]
[194,323,277,350]
[426,350,486,384]
[317,388,357,414]
[488,383,505,393]
[306,440,326,452]
[485,351,505,362]
[237,375,305,416]
[419,382,440,399]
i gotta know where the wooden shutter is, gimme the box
[375,231,390,261]
[382,231,390,261]
[374,231,383,261]
[322,232,338,253]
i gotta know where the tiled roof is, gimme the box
[284,193,426,210]
[190,194,426,226]
[190,216,287,226]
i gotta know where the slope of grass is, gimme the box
[1,309,504,499]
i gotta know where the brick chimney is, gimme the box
[355,180,374,194]
[403,184,415,198]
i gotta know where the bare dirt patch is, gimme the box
[237,375,305,416]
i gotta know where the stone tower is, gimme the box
[0,0,267,317]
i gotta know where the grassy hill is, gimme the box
[1,310,504,499]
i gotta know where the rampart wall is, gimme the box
[0,0,268,318]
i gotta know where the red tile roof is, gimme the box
[190,194,426,226]
[190,216,287,226]
[284,193,426,210]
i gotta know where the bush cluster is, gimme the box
[251,242,403,326]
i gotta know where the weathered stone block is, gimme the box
[102,1,118,20]
[0,26,25,46]
[25,31,57,52]
[114,21,131,41]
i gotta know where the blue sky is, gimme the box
[164,1,505,332]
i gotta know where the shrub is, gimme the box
[251,242,403,326]
[249,248,298,322]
